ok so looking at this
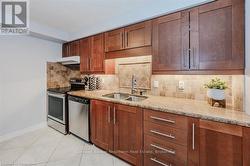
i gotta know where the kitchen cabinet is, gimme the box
[187,118,200,166]
[152,0,244,74]
[105,28,124,52]
[90,99,250,166]
[190,0,244,71]
[152,12,188,73]
[90,100,113,151]
[199,120,243,166]
[124,21,152,49]
[80,33,105,73]
[105,21,152,53]
[90,100,143,166]
[144,109,189,166]
[80,37,91,73]
[90,33,105,72]
[113,104,143,166]
[62,40,80,57]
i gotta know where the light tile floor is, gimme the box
[0,127,131,166]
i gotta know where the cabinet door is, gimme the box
[124,21,152,49]
[199,120,243,166]
[90,100,113,151]
[187,118,199,166]
[152,12,189,73]
[90,34,105,73]
[80,38,91,73]
[191,0,244,70]
[69,40,80,57]
[62,43,69,57]
[113,104,143,166]
[105,28,124,52]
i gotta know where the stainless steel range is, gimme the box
[47,79,85,134]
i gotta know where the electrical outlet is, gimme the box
[153,81,159,88]
[178,81,185,91]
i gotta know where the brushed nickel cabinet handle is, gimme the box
[108,106,111,123]
[192,123,195,150]
[150,130,175,139]
[113,106,116,125]
[190,47,196,69]
[150,144,176,155]
[150,158,172,166]
[183,49,187,68]
[150,116,175,124]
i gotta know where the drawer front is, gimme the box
[144,109,188,130]
[144,135,187,164]
[144,121,187,146]
[144,154,185,166]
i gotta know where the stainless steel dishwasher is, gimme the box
[68,95,90,142]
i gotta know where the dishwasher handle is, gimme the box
[68,95,90,104]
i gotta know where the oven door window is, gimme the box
[48,95,65,124]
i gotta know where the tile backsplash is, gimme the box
[98,56,244,111]
[47,56,245,111]
[47,62,81,88]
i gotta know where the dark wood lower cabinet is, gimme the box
[187,118,200,166]
[90,100,143,166]
[91,101,250,166]
[199,120,243,166]
[113,104,143,166]
[90,100,113,151]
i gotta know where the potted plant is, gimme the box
[204,78,228,100]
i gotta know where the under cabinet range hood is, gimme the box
[57,56,80,65]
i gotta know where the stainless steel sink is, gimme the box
[102,92,130,100]
[102,92,148,102]
[125,95,148,102]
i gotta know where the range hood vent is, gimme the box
[57,56,80,65]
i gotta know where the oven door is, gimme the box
[47,92,66,124]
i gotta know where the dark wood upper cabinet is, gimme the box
[124,21,152,49]
[152,0,244,74]
[105,21,152,54]
[105,28,124,52]
[199,120,243,166]
[90,100,114,151]
[62,40,80,57]
[152,12,188,73]
[80,33,105,74]
[113,104,143,166]
[190,0,244,71]
[90,33,105,73]
[80,37,91,73]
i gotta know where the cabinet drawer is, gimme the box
[144,135,187,164]
[144,109,188,130]
[144,121,187,146]
[144,154,185,166]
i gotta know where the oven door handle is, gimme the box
[47,92,66,98]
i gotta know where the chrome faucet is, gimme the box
[131,74,137,94]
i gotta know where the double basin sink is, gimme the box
[102,92,148,102]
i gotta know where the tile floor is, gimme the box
[0,127,131,166]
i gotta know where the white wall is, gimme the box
[0,35,61,137]
[245,0,250,115]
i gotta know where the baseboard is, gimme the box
[0,122,47,142]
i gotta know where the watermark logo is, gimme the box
[0,0,29,35]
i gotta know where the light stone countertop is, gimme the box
[68,90,250,127]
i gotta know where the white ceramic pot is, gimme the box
[207,89,225,100]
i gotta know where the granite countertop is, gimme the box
[68,90,250,127]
